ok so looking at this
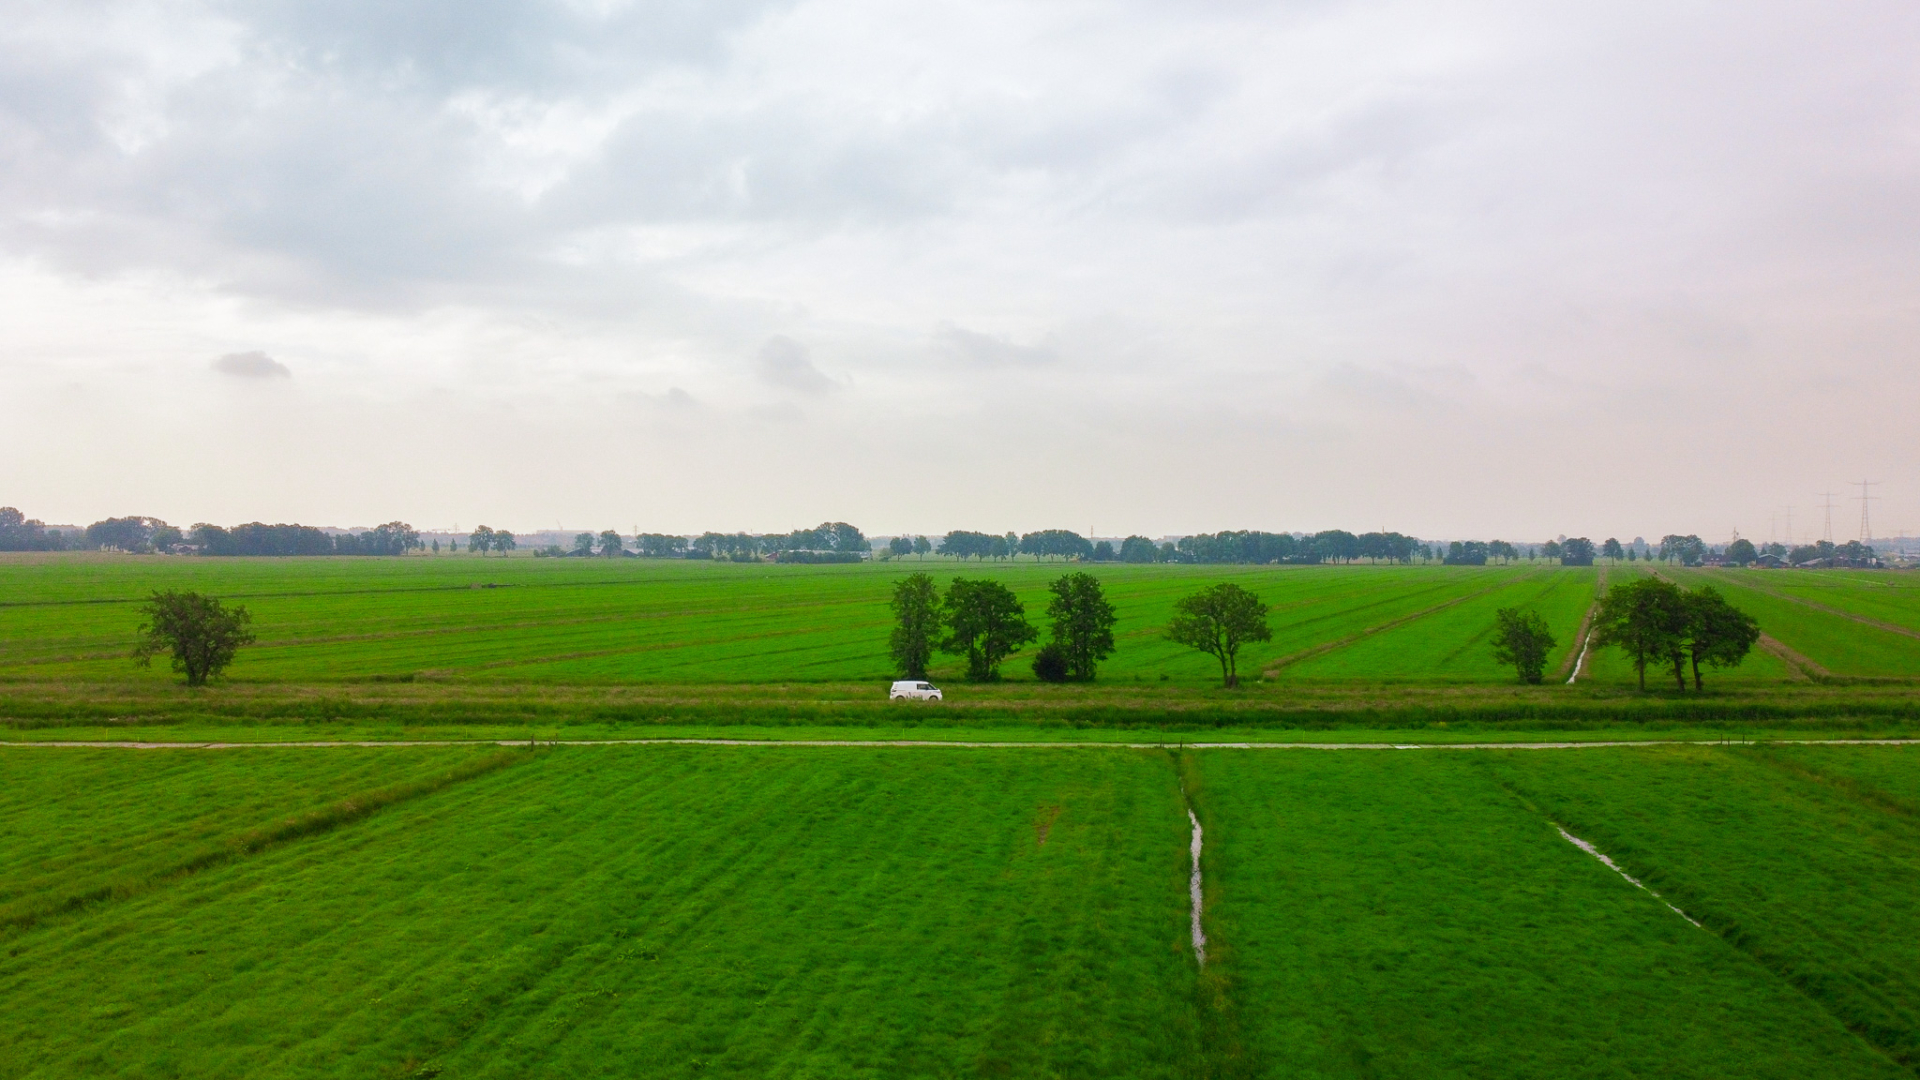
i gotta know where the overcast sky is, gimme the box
[3,1,1916,542]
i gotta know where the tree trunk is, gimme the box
[1690,649,1703,691]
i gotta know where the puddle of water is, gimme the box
[1556,825,1700,927]
[1188,809,1207,965]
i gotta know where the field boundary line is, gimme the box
[4,737,1915,750]
[1261,573,1541,677]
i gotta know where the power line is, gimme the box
[1853,480,1879,543]
[1819,491,1837,544]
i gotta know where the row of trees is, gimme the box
[1170,530,1422,564]
[924,528,1427,565]
[683,522,869,561]
[889,572,1115,682]
[198,522,422,556]
[0,511,425,557]
[1,508,430,556]
[890,574,1275,686]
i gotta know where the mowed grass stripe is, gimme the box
[1279,569,1595,681]
[1671,573,1920,679]
[0,747,520,929]
[1194,749,1902,1078]
[1486,745,1920,1069]
[0,747,1203,1080]
[1704,569,1920,640]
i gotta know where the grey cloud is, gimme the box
[212,351,291,378]
[756,336,835,393]
[935,326,1057,368]
[228,0,793,94]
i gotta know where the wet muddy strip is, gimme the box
[1555,825,1701,927]
[1187,805,1207,964]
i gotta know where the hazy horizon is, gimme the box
[3,2,1915,543]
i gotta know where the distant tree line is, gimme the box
[0,507,82,551]
[197,522,422,556]
[0,508,424,556]
[688,522,869,561]
[922,528,1426,565]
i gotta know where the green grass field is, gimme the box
[10,552,1920,741]
[11,554,1920,693]
[0,554,1582,687]
[5,742,1920,1077]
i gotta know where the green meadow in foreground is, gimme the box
[1191,748,1905,1078]
[3,743,1920,1077]
[0,746,1200,1079]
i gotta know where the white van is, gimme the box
[889,680,943,701]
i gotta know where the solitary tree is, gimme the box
[1490,607,1556,684]
[469,526,495,554]
[598,530,624,557]
[1591,576,1690,690]
[132,590,255,686]
[1602,538,1624,562]
[1683,586,1761,690]
[573,532,595,556]
[1045,572,1117,681]
[1166,583,1272,687]
[911,536,932,560]
[888,536,913,558]
[493,530,517,556]
[939,578,1037,680]
[1725,538,1757,566]
[889,573,940,679]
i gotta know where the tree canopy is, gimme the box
[131,590,256,686]
[939,578,1037,681]
[1658,534,1707,566]
[1018,530,1093,560]
[1490,607,1556,684]
[1165,583,1272,687]
[1682,586,1761,690]
[1592,577,1690,690]
[889,573,940,680]
[1044,572,1118,681]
